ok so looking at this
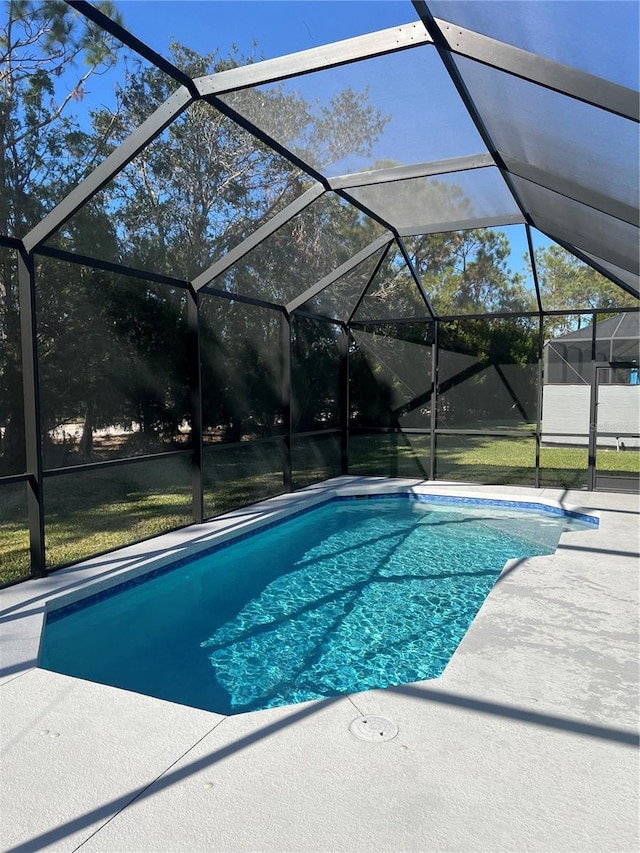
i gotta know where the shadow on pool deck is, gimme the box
[4,683,638,853]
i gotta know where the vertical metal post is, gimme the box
[527,227,543,489]
[339,326,349,475]
[588,315,598,491]
[535,314,544,488]
[282,311,292,491]
[17,248,45,576]
[430,319,439,481]
[187,286,203,523]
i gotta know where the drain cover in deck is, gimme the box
[349,716,398,742]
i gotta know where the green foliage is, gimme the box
[1,0,124,472]
[1,0,123,234]
[532,245,637,336]
[409,228,535,316]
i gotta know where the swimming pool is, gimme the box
[39,493,596,715]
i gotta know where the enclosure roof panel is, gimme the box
[10,0,640,309]
[511,177,640,278]
[106,1,422,67]
[215,41,489,178]
[344,167,525,235]
[578,253,640,297]
[425,0,639,90]
[550,312,640,343]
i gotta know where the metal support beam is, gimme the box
[526,224,543,313]
[535,313,544,488]
[430,319,439,481]
[0,235,23,250]
[187,287,203,523]
[17,249,45,577]
[192,183,325,291]
[396,213,525,237]
[200,285,286,314]
[346,241,393,326]
[339,327,349,474]
[195,22,431,96]
[546,234,640,299]
[430,14,639,122]
[282,312,292,492]
[395,235,437,319]
[587,320,598,491]
[67,1,200,96]
[35,244,191,290]
[329,153,494,190]
[503,155,639,227]
[286,232,393,314]
[23,86,194,252]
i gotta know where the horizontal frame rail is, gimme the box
[42,448,193,478]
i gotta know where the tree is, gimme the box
[0,0,122,473]
[74,40,390,441]
[531,244,636,336]
[0,0,122,236]
[348,215,539,430]
[70,41,389,282]
[408,228,535,316]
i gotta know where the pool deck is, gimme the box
[1,477,638,853]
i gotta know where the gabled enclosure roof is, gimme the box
[20,0,640,308]
[550,312,640,343]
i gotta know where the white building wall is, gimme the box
[542,385,640,448]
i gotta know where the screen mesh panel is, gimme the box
[348,432,430,478]
[350,326,433,429]
[5,2,164,239]
[595,313,640,372]
[455,56,639,214]
[579,253,639,294]
[43,456,192,570]
[408,227,537,317]
[219,44,488,177]
[513,177,639,277]
[299,245,388,322]
[542,314,592,450]
[352,245,428,322]
[200,295,284,442]
[291,432,342,489]
[35,260,190,469]
[544,331,592,386]
[346,168,523,234]
[203,438,285,520]
[214,194,385,305]
[531,240,638,313]
[0,482,30,585]
[0,247,25,474]
[291,316,341,432]
[539,445,589,489]
[435,433,536,485]
[45,102,307,280]
[438,319,538,429]
[428,0,639,89]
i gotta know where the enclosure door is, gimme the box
[590,364,640,493]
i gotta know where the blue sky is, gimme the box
[68,0,636,276]
[112,1,415,61]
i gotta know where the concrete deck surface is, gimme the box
[1,479,638,853]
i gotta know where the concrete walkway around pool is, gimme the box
[1,478,638,853]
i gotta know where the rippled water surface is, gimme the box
[40,496,594,713]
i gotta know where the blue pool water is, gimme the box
[39,495,596,714]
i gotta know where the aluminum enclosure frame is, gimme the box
[2,0,638,584]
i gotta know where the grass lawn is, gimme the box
[1,434,637,586]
